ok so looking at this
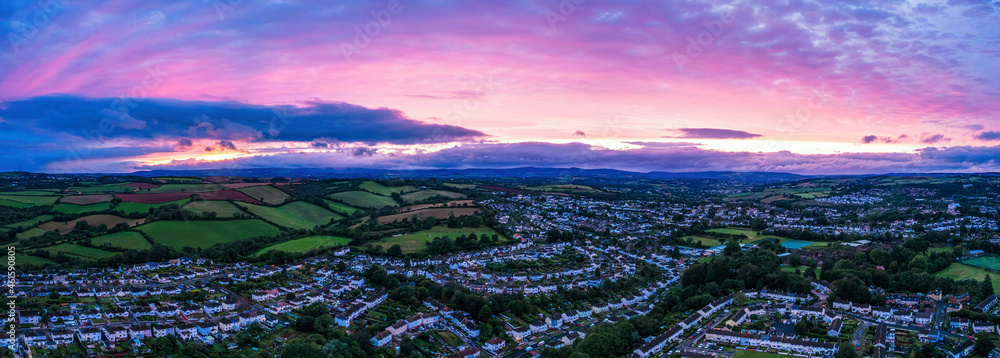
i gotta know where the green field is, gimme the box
[733,350,791,358]
[935,263,1000,291]
[53,202,113,214]
[254,236,351,256]
[708,227,762,237]
[359,181,418,196]
[442,183,477,189]
[114,199,190,215]
[708,227,791,241]
[17,254,56,267]
[147,184,229,193]
[239,201,343,230]
[16,228,48,241]
[436,331,463,347]
[90,231,153,250]
[0,198,33,208]
[236,185,290,205]
[523,184,601,193]
[0,190,61,196]
[399,189,465,203]
[328,191,398,208]
[136,220,281,249]
[66,185,136,194]
[322,199,362,216]
[377,226,507,254]
[42,243,119,260]
[962,257,1000,270]
[183,200,244,218]
[1,215,54,229]
[0,195,59,205]
[152,177,204,183]
[681,235,723,247]
[780,265,819,279]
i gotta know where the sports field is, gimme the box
[254,235,351,256]
[680,235,723,247]
[962,257,1000,271]
[90,231,153,250]
[781,240,815,249]
[239,201,343,230]
[328,191,398,208]
[136,220,281,249]
[935,262,1000,291]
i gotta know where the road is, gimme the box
[676,308,735,356]
[852,320,872,349]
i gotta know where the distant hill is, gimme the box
[25,167,996,183]
[124,167,820,183]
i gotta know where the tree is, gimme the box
[479,305,493,322]
[314,314,335,336]
[835,342,857,358]
[295,315,316,332]
[980,274,995,298]
[281,339,323,358]
[975,332,996,356]
[789,253,801,267]
[908,255,928,272]
[724,241,741,256]
[387,244,403,257]
[793,320,809,335]
[831,276,872,303]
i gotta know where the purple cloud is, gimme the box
[0,95,486,145]
[670,128,762,139]
[129,142,1000,175]
[921,134,950,144]
[975,131,1000,141]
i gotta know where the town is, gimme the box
[1,172,1000,358]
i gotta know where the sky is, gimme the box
[1,0,999,174]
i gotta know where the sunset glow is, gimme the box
[2,0,999,174]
